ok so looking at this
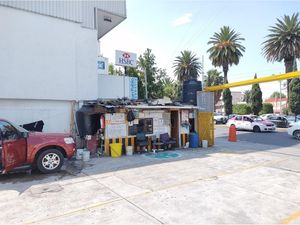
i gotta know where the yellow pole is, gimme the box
[204,71,300,92]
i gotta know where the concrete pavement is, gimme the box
[0,136,300,224]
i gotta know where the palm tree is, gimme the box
[204,69,224,106]
[207,26,245,83]
[173,50,202,82]
[262,13,300,98]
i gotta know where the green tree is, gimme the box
[204,69,224,106]
[207,26,245,83]
[262,13,300,98]
[108,63,123,75]
[138,48,158,99]
[173,50,202,82]
[282,107,290,115]
[250,74,263,115]
[270,91,286,99]
[289,78,300,116]
[243,90,251,103]
[261,103,274,114]
[233,104,251,115]
[223,88,232,115]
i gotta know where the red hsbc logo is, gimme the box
[122,52,130,59]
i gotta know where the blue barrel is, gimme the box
[189,132,199,148]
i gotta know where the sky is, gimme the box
[100,0,300,99]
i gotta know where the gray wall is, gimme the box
[0,0,126,29]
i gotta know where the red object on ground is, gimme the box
[228,125,237,142]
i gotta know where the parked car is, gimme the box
[287,121,300,140]
[227,115,276,132]
[265,115,289,128]
[214,112,227,124]
[286,115,300,127]
[0,118,76,174]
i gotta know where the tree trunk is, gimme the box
[222,63,229,84]
[284,58,294,100]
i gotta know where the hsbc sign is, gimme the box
[115,50,137,68]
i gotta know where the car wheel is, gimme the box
[293,130,300,140]
[214,120,217,124]
[37,149,64,174]
[253,126,261,133]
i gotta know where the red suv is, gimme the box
[0,118,76,174]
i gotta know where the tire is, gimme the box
[214,120,217,125]
[293,130,300,140]
[253,126,261,133]
[36,149,64,174]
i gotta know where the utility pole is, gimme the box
[279,80,282,114]
[202,55,205,89]
[123,66,127,99]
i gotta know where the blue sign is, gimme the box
[129,77,138,100]
[97,61,105,70]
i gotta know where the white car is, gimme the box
[214,112,227,124]
[287,121,300,140]
[227,115,276,132]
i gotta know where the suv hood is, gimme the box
[29,132,71,138]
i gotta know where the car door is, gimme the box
[234,116,243,129]
[0,121,27,172]
[243,116,253,130]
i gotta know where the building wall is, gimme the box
[98,75,138,99]
[0,6,98,101]
[0,0,126,29]
[0,99,74,133]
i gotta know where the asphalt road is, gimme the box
[214,124,300,148]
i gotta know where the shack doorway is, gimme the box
[171,110,179,147]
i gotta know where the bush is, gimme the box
[233,104,251,115]
[260,103,274,114]
[282,107,289,115]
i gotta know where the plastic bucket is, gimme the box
[202,140,208,148]
[76,149,84,160]
[110,143,122,158]
[82,150,90,162]
[126,146,133,156]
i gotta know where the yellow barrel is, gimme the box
[110,143,122,158]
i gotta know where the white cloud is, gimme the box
[172,13,192,27]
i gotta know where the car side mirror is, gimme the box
[21,132,29,139]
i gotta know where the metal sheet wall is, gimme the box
[0,0,126,29]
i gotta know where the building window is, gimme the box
[138,118,153,134]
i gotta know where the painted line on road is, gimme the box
[24,157,288,224]
[24,198,123,225]
[280,210,300,224]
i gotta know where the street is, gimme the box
[0,127,300,224]
[215,124,300,147]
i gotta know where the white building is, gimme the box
[215,91,245,113]
[0,1,126,132]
